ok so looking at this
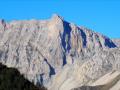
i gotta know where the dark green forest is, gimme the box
[0,63,46,90]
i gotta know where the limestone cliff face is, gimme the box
[0,14,119,90]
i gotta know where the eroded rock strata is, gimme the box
[0,14,119,90]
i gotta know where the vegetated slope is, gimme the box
[0,63,46,90]
[0,14,119,90]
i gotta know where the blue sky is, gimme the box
[0,0,120,38]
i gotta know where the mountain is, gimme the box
[0,63,46,90]
[0,14,120,90]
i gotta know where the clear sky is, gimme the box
[0,0,120,38]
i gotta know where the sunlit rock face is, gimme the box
[0,14,119,90]
[72,71,120,90]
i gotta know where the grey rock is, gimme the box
[112,39,120,47]
[72,71,120,90]
[0,14,119,90]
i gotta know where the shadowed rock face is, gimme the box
[0,14,119,90]
[112,39,120,47]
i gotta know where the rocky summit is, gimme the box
[0,14,120,90]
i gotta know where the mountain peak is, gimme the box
[51,14,63,22]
